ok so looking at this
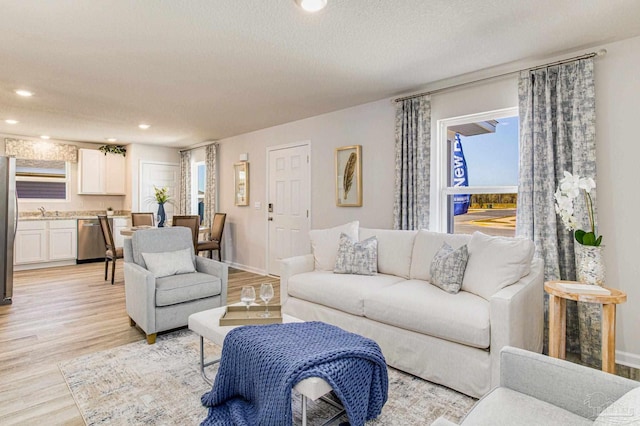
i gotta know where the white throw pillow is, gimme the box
[141,248,196,278]
[309,221,359,271]
[334,233,378,276]
[461,231,534,300]
[593,387,640,425]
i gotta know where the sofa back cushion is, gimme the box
[359,228,417,279]
[309,221,359,271]
[461,231,535,300]
[410,230,472,281]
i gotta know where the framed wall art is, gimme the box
[234,161,249,206]
[335,145,362,207]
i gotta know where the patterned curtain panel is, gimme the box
[393,95,431,230]
[178,150,191,215]
[5,138,78,163]
[204,143,218,227]
[516,58,596,352]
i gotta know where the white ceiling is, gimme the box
[1,0,639,148]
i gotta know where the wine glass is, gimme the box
[240,286,256,318]
[259,283,274,318]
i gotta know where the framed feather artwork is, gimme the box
[335,145,362,207]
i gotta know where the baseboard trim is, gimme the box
[616,350,640,370]
[226,261,267,276]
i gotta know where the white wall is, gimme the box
[216,35,640,365]
[594,35,640,367]
[217,99,396,272]
[125,143,181,212]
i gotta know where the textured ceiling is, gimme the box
[1,0,639,148]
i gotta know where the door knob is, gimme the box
[268,217,273,221]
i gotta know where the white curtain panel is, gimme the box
[204,143,218,227]
[393,95,431,231]
[178,150,191,215]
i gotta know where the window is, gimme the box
[15,159,69,200]
[434,108,518,237]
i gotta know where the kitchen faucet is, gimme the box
[38,206,46,217]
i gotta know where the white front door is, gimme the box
[267,143,311,276]
[139,161,179,221]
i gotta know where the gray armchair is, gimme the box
[124,227,228,344]
[433,346,639,425]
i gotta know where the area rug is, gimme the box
[59,330,475,425]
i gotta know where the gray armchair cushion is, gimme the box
[132,227,195,269]
[461,387,591,425]
[155,272,222,307]
[141,248,196,278]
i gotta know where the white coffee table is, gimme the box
[188,306,345,426]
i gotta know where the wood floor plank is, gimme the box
[0,261,279,424]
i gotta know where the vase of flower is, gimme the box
[157,203,166,227]
[555,171,605,367]
[153,186,171,228]
[576,244,605,367]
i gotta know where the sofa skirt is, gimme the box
[284,297,491,398]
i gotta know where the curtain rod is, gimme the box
[179,140,218,153]
[393,49,607,103]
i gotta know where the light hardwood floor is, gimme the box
[0,261,278,425]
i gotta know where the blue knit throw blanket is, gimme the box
[200,321,388,426]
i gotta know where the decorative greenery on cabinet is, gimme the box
[98,145,127,156]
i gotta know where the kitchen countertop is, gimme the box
[19,214,130,221]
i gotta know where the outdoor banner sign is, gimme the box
[453,133,470,215]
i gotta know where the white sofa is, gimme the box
[280,223,544,398]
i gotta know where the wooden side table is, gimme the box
[544,280,627,373]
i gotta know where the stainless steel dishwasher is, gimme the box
[77,218,110,263]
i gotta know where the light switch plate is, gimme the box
[254,201,261,209]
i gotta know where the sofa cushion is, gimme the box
[364,279,490,348]
[334,233,378,275]
[462,387,592,425]
[155,271,222,307]
[309,221,359,271]
[594,387,640,425]
[288,271,404,316]
[359,228,418,279]
[430,243,468,294]
[141,248,196,278]
[410,230,471,281]
[461,231,535,300]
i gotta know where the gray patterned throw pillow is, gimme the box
[429,243,469,294]
[334,233,378,275]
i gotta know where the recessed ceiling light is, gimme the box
[40,135,50,139]
[5,119,19,124]
[295,0,327,12]
[107,137,117,142]
[15,89,33,97]
[138,123,150,130]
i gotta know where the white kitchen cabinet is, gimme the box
[14,221,47,264]
[48,220,77,261]
[78,149,126,195]
[113,217,130,248]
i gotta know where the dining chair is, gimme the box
[98,215,124,284]
[131,212,155,227]
[171,215,200,251]
[197,213,226,261]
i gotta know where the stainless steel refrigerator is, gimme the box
[1,156,17,305]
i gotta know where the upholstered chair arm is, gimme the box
[195,256,229,306]
[488,257,544,389]
[124,262,157,334]
[280,254,314,305]
[500,346,639,419]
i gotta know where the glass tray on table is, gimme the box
[219,305,283,326]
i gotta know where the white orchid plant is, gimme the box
[554,171,602,246]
